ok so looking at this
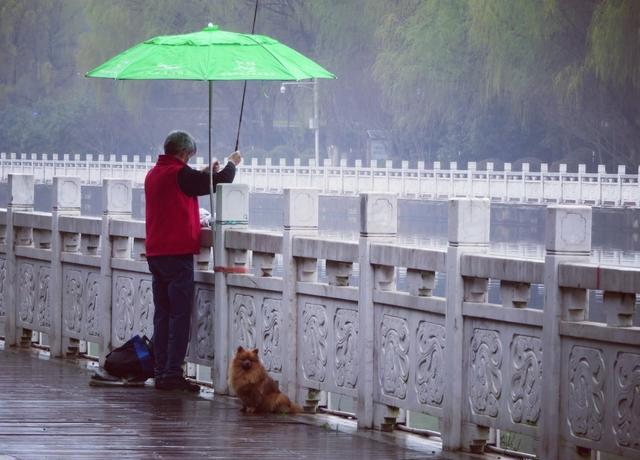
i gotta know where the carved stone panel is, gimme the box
[229,289,284,376]
[112,272,154,346]
[509,335,542,425]
[63,267,101,340]
[415,321,445,407]
[567,345,605,441]
[469,329,503,418]
[613,352,640,451]
[17,260,51,332]
[18,262,36,326]
[0,258,6,319]
[261,298,282,373]
[114,276,135,343]
[188,287,215,364]
[379,314,410,400]
[301,302,328,383]
[36,266,51,329]
[232,293,257,349]
[334,308,358,389]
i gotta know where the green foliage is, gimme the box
[0,0,638,168]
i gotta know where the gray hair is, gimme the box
[164,130,197,156]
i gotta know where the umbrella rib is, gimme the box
[242,35,301,80]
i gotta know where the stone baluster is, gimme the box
[50,177,82,357]
[252,251,275,277]
[99,179,132,364]
[500,280,531,308]
[443,198,490,452]
[280,188,319,406]
[326,260,352,286]
[195,229,213,271]
[540,205,592,460]
[356,192,397,429]
[604,291,635,327]
[4,174,34,347]
[212,184,249,393]
[132,237,146,262]
[406,269,436,296]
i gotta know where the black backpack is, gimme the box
[103,335,154,381]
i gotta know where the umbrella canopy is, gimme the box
[85,23,335,216]
[85,24,335,81]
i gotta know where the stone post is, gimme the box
[442,198,490,451]
[356,192,397,429]
[540,205,592,460]
[99,179,132,363]
[212,183,249,393]
[4,174,34,347]
[282,188,319,403]
[49,177,82,357]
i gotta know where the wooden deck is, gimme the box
[0,345,473,460]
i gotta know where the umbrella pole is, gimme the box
[208,80,214,221]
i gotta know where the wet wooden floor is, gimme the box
[0,346,468,460]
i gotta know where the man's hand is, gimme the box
[228,150,242,166]
[200,159,220,175]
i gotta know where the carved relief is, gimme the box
[85,273,100,337]
[114,277,135,343]
[262,298,282,373]
[137,280,153,338]
[301,303,327,382]
[36,267,50,329]
[64,269,84,333]
[469,329,503,417]
[568,346,605,441]
[18,263,35,325]
[0,259,7,318]
[232,294,256,349]
[334,308,358,389]
[613,352,640,450]
[194,288,214,361]
[415,321,445,406]
[509,335,542,425]
[379,314,410,399]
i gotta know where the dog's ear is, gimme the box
[252,348,259,356]
[237,346,244,354]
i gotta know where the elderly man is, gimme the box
[145,130,241,391]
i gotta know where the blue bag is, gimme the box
[103,335,154,381]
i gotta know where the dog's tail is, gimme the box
[274,393,303,414]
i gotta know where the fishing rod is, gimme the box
[209,0,259,222]
[235,0,260,151]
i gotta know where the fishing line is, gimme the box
[234,0,260,151]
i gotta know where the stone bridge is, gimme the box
[0,173,639,459]
[1,153,639,206]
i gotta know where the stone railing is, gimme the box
[1,153,639,206]
[0,173,639,460]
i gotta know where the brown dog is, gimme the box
[228,346,301,414]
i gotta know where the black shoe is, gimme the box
[155,377,200,393]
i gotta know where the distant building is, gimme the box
[366,130,390,163]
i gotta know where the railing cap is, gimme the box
[545,205,592,255]
[284,188,319,230]
[448,198,490,246]
[360,192,397,236]
[52,176,81,211]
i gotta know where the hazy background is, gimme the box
[1,0,639,170]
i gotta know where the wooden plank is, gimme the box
[0,347,446,459]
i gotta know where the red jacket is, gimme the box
[144,155,200,257]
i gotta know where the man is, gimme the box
[145,130,241,391]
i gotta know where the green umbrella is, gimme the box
[86,23,335,81]
[86,22,335,209]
